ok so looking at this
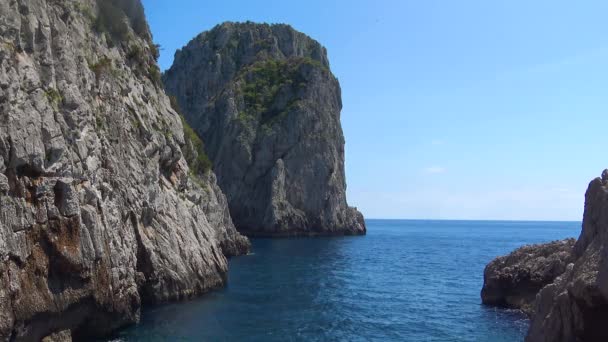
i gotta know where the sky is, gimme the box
[142,0,608,221]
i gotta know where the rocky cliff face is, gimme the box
[482,170,608,341]
[481,239,575,315]
[0,1,248,340]
[163,22,365,236]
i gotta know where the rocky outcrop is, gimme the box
[525,172,608,342]
[163,22,365,236]
[481,239,575,315]
[0,1,248,340]
[482,170,608,341]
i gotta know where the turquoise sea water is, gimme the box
[112,220,579,341]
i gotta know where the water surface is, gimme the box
[113,220,578,341]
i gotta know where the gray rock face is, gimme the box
[482,170,608,341]
[0,1,248,340]
[163,22,366,236]
[481,239,575,315]
[526,173,608,342]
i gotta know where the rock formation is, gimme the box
[0,0,248,340]
[482,170,608,341]
[481,239,575,315]
[162,22,365,236]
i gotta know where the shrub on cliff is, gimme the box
[147,65,162,86]
[169,96,212,175]
[182,118,213,175]
[44,88,63,111]
[88,56,114,79]
[238,57,323,126]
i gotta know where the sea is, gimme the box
[111,219,579,341]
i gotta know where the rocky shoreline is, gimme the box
[482,170,608,341]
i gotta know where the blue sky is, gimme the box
[143,0,608,221]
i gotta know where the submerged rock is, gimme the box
[482,170,608,341]
[163,22,365,237]
[481,238,575,315]
[0,0,248,340]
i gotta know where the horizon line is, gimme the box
[364,218,582,223]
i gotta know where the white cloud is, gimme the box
[425,166,446,174]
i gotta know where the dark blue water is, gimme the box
[112,220,578,341]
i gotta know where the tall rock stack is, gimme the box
[0,1,248,340]
[163,22,366,236]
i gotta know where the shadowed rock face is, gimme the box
[163,22,365,236]
[481,239,575,315]
[0,0,248,340]
[526,172,608,342]
[482,170,608,342]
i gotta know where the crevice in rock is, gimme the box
[52,182,65,210]
[15,164,42,179]
[131,211,155,303]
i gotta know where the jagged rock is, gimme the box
[481,239,575,315]
[42,330,72,342]
[526,173,608,342]
[0,1,249,340]
[0,174,8,194]
[482,170,608,341]
[163,22,366,236]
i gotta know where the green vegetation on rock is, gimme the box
[237,57,322,127]
[89,56,113,79]
[74,2,95,22]
[182,118,213,175]
[126,44,160,85]
[44,88,62,109]
[147,64,162,86]
[126,44,144,62]
[169,96,212,175]
[151,43,161,61]
[162,22,366,237]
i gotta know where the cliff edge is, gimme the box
[163,22,365,236]
[0,1,248,340]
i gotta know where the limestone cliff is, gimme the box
[482,170,608,341]
[163,22,366,236]
[0,1,248,340]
